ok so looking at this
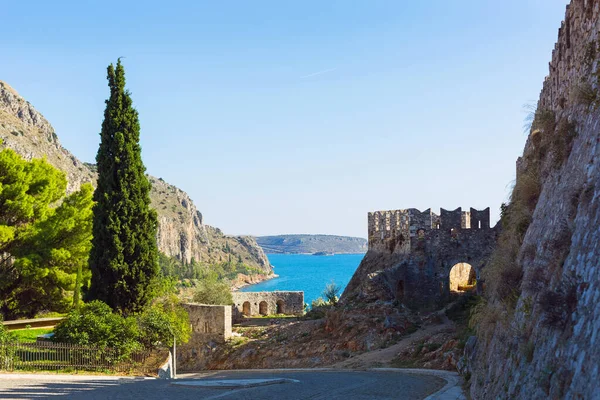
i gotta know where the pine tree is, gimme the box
[0,148,94,319]
[87,59,159,314]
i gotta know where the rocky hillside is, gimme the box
[466,2,600,398]
[0,81,272,274]
[255,234,367,254]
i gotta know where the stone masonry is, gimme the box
[469,1,600,398]
[182,303,232,343]
[232,291,304,319]
[344,207,498,310]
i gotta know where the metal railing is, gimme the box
[0,341,159,373]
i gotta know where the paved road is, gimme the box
[0,370,446,399]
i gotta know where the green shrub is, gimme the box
[192,272,233,305]
[0,318,13,344]
[137,295,191,348]
[571,82,597,107]
[311,297,328,309]
[323,281,341,306]
[53,301,141,357]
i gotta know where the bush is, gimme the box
[0,318,13,344]
[192,272,233,305]
[552,120,577,167]
[323,281,341,306]
[137,295,191,348]
[571,82,597,107]
[311,297,328,309]
[538,274,578,329]
[53,301,141,357]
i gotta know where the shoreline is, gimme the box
[230,273,279,292]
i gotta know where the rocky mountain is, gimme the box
[0,80,272,274]
[466,2,600,398]
[255,234,367,254]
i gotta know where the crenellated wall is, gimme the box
[368,207,491,250]
[346,206,497,310]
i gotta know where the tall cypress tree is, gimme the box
[87,59,158,314]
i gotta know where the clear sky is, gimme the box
[1,0,569,238]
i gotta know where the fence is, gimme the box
[0,341,163,374]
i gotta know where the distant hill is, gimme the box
[256,235,367,254]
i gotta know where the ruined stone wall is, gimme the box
[182,303,232,342]
[232,291,304,318]
[469,1,600,398]
[347,207,497,310]
[367,207,491,249]
[177,304,232,371]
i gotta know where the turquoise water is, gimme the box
[239,253,364,305]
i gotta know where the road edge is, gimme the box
[371,368,465,400]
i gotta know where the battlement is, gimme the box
[368,207,491,247]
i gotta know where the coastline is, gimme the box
[230,272,279,292]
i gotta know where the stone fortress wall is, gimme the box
[345,207,498,310]
[367,207,491,252]
[469,2,600,398]
[232,291,304,318]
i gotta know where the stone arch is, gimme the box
[259,301,268,316]
[449,263,475,292]
[276,300,285,314]
[242,301,251,316]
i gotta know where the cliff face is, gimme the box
[0,81,96,193]
[469,2,600,398]
[0,81,272,273]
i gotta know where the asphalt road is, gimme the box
[0,370,446,400]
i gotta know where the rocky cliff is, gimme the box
[468,1,600,398]
[0,81,272,274]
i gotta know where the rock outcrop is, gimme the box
[0,80,272,273]
[468,1,600,398]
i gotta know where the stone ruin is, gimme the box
[181,291,304,346]
[344,207,498,310]
[232,291,304,321]
[182,303,232,343]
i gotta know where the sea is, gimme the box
[239,253,365,305]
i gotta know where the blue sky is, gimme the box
[1,0,568,237]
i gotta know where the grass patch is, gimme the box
[247,314,296,319]
[11,328,53,342]
[228,336,249,348]
[538,273,578,329]
[571,82,597,107]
